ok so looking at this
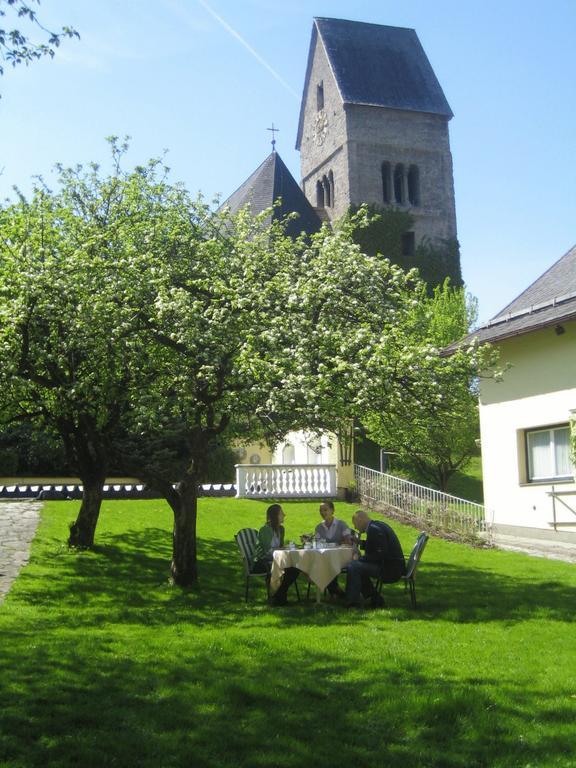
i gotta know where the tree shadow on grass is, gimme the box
[0,638,574,768]
[11,527,576,631]
[386,561,576,624]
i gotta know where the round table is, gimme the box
[271,546,354,600]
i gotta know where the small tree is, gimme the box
[361,281,495,491]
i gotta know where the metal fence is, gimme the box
[354,465,492,543]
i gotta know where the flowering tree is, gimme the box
[0,144,493,585]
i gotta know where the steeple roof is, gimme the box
[296,17,453,149]
[221,151,321,238]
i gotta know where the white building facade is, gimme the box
[468,245,576,539]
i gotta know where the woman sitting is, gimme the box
[253,503,300,606]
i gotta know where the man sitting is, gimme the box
[314,500,352,598]
[345,510,406,608]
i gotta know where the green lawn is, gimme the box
[1,498,575,768]
[447,455,484,503]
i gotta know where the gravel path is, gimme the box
[493,533,576,563]
[0,501,42,603]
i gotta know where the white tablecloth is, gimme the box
[271,547,354,594]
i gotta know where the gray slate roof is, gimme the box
[296,17,452,149]
[221,151,321,239]
[446,244,576,349]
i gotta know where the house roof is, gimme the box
[220,151,322,238]
[296,17,453,149]
[445,244,576,350]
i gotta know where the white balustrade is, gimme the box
[235,464,337,499]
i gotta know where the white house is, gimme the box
[467,244,576,540]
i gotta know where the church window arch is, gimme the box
[316,179,325,208]
[408,165,420,206]
[317,81,324,111]
[328,170,335,207]
[394,164,404,204]
[381,161,392,203]
[322,175,331,207]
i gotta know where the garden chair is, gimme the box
[235,528,270,602]
[235,528,302,603]
[376,531,429,608]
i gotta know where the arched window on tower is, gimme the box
[317,81,324,111]
[382,162,391,204]
[408,165,420,206]
[322,175,331,207]
[394,164,404,204]
[328,170,335,207]
[316,179,325,208]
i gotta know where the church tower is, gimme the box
[296,18,458,254]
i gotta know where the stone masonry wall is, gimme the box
[346,105,457,243]
[299,38,350,221]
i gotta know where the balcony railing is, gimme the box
[235,464,337,499]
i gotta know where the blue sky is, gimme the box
[1,0,574,324]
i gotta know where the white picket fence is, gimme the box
[235,464,337,499]
[355,464,492,542]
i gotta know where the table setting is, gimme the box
[270,536,356,600]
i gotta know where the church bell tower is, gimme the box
[296,18,458,253]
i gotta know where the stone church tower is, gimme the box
[296,18,458,254]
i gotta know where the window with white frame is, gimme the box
[526,425,573,482]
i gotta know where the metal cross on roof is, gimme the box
[267,123,279,150]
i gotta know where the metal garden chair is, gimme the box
[235,528,305,603]
[235,528,270,602]
[376,531,429,608]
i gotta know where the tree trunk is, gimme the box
[169,476,198,587]
[68,475,105,548]
[115,453,200,587]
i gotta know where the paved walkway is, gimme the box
[0,501,42,603]
[492,532,576,563]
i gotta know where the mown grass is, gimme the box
[447,456,484,503]
[1,497,575,768]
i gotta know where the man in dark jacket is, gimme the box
[345,510,406,608]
